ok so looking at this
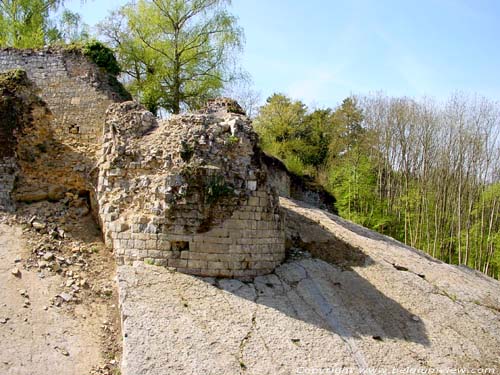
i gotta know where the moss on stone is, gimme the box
[0,69,29,92]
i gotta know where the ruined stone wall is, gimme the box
[0,47,130,151]
[97,100,286,278]
[0,70,41,211]
[0,48,130,212]
[261,153,337,213]
[0,159,17,211]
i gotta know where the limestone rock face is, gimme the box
[97,99,285,278]
[117,198,500,375]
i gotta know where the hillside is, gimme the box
[117,198,500,374]
[1,50,499,374]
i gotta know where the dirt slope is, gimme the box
[0,205,121,375]
[118,198,500,374]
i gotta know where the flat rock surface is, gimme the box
[118,198,500,374]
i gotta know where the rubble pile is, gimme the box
[1,201,121,375]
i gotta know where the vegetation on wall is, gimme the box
[254,93,500,280]
[81,40,121,76]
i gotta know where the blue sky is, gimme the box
[65,0,500,108]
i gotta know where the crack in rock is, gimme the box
[238,309,257,372]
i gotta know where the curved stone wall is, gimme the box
[97,100,285,278]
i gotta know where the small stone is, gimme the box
[19,289,27,296]
[411,315,420,322]
[43,252,54,261]
[51,263,61,272]
[0,318,8,324]
[32,221,47,230]
[11,267,21,277]
[59,292,72,302]
[66,279,74,287]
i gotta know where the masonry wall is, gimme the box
[261,153,337,213]
[0,158,16,212]
[0,48,130,212]
[98,100,286,279]
[0,47,130,152]
[0,70,36,211]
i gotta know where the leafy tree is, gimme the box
[255,94,361,177]
[254,93,314,175]
[0,0,62,48]
[0,1,90,48]
[53,9,90,43]
[329,97,364,159]
[99,0,244,114]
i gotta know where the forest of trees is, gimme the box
[1,0,499,280]
[255,93,500,280]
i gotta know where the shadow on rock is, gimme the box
[201,204,431,347]
[209,257,430,347]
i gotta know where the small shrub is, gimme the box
[227,135,240,146]
[82,40,121,76]
[205,175,233,204]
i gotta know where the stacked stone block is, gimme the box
[97,100,286,278]
[0,48,130,212]
[0,47,130,152]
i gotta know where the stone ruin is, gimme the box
[0,47,130,215]
[97,100,285,278]
[0,48,339,279]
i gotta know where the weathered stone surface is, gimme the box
[0,48,130,215]
[117,198,500,374]
[0,47,130,150]
[98,99,285,278]
[261,153,337,213]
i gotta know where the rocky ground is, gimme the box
[2,196,500,374]
[0,198,121,375]
[118,198,500,375]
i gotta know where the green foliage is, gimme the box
[0,0,62,48]
[81,40,121,76]
[227,135,240,146]
[98,0,244,114]
[205,175,233,204]
[328,148,392,231]
[0,1,89,48]
[254,93,334,177]
[0,69,28,90]
[54,9,90,43]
